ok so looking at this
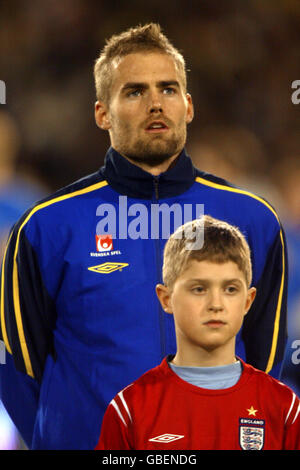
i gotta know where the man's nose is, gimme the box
[150,103,163,113]
[148,90,163,113]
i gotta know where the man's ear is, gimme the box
[95,100,111,130]
[155,284,173,314]
[185,93,194,125]
[244,287,257,316]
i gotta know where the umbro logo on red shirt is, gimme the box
[149,433,184,443]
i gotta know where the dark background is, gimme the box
[0,0,299,449]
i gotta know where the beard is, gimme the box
[122,135,183,167]
[110,119,187,167]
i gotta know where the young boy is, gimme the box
[95,216,300,450]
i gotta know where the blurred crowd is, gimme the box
[0,0,299,449]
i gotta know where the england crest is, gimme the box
[239,418,265,450]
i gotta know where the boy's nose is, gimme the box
[208,291,224,312]
[209,304,224,313]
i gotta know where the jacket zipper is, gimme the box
[153,175,159,200]
[153,175,166,360]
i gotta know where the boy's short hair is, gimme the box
[94,23,187,104]
[162,215,252,288]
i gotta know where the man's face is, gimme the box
[95,52,194,168]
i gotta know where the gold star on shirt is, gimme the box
[247,406,258,416]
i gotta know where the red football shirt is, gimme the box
[96,358,300,450]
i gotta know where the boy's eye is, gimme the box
[225,286,238,294]
[191,286,205,294]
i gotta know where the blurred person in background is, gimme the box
[187,125,281,205]
[0,111,47,258]
[271,148,300,397]
[0,23,288,450]
[0,401,21,450]
[0,111,47,450]
[189,127,300,397]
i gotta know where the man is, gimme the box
[0,23,287,449]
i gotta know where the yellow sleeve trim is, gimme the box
[195,176,285,373]
[10,180,108,377]
[1,231,13,355]
[265,229,285,373]
[195,176,280,223]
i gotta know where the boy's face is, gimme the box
[156,259,256,365]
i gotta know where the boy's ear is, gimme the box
[156,284,173,314]
[244,287,257,316]
[94,100,111,130]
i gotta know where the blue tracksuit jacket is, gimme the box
[0,147,287,449]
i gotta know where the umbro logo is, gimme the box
[88,262,129,274]
[149,433,184,444]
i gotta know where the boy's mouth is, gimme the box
[203,320,226,328]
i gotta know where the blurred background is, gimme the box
[0,0,299,449]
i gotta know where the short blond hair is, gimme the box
[162,215,252,289]
[94,23,187,104]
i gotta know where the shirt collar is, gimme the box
[99,146,196,199]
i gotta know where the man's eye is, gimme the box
[127,89,142,97]
[163,87,175,95]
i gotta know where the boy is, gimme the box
[95,216,300,450]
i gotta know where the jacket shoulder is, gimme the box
[194,169,281,225]
[12,171,108,232]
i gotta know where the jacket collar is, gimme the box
[100,147,196,199]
